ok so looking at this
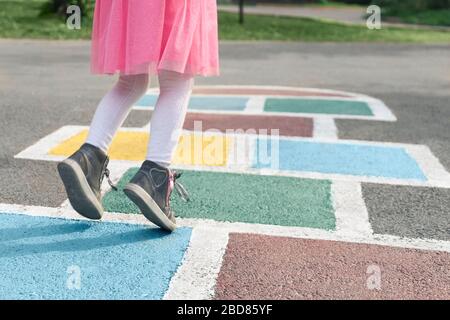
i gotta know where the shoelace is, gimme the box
[104,168,118,191]
[172,172,190,202]
[99,157,118,191]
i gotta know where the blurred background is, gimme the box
[0,0,449,40]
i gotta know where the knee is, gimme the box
[159,70,194,93]
[117,73,149,97]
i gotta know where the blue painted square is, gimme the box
[136,95,248,111]
[136,94,158,107]
[252,139,427,181]
[189,96,248,111]
[0,213,191,300]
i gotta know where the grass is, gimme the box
[304,1,365,9]
[0,0,92,39]
[218,0,364,9]
[0,0,449,43]
[218,11,450,43]
[387,9,450,27]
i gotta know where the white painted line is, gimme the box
[164,227,229,300]
[241,168,449,189]
[405,144,450,189]
[313,117,338,139]
[14,125,85,161]
[332,181,373,237]
[364,96,397,121]
[1,203,449,253]
[244,96,266,113]
[178,218,450,253]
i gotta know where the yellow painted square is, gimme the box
[49,129,231,166]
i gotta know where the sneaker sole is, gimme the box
[123,183,176,232]
[57,159,103,220]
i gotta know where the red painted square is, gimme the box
[215,234,450,300]
[183,113,313,137]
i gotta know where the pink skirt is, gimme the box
[91,0,220,77]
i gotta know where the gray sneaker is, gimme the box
[57,143,116,220]
[123,160,189,232]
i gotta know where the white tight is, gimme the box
[86,71,194,166]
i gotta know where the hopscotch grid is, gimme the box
[15,124,450,188]
[1,203,449,254]
[147,85,374,99]
[4,86,447,299]
[15,125,446,160]
[21,124,443,156]
[137,86,396,121]
[133,106,396,122]
[1,199,449,300]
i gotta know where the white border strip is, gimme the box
[313,117,338,139]
[405,144,450,188]
[15,125,85,161]
[244,95,266,113]
[164,227,229,300]
[332,181,373,237]
[0,203,448,254]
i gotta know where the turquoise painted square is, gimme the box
[136,94,247,111]
[253,139,427,181]
[0,213,191,299]
[264,98,373,116]
[136,94,158,107]
[103,170,335,230]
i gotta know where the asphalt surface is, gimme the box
[0,39,449,241]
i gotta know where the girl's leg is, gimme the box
[123,70,194,231]
[86,73,150,152]
[146,70,194,167]
[58,73,149,220]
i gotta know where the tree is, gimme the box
[42,0,88,17]
[239,0,245,24]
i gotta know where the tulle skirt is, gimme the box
[91,0,219,77]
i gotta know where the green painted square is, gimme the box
[264,98,373,116]
[103,169,335,230]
